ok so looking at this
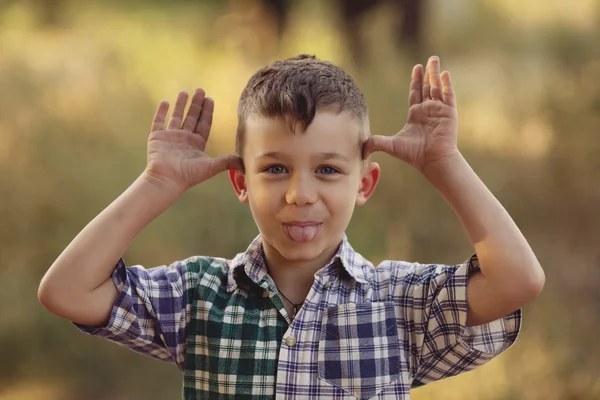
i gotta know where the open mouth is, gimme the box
[282,222,323,243]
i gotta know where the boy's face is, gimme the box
[230,111,380,265]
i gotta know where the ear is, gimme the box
[356,162,380,206]
[229,169,249,204]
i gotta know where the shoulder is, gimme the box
[370,258,435,283]
[177,255,231,275]
[369,256,471,293]
[342,240,450,284]
[174,255,233,288]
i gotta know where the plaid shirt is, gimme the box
[75,234,521,399]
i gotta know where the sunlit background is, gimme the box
[1,0,599,399]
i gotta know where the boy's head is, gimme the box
[230,54,380,266]
[235,54,370,158]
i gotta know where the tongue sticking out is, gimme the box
[283,224,321,242]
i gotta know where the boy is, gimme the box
[38,54,544,399]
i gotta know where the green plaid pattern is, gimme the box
[74,234,522,399]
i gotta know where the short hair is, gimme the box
[235,54,369,157]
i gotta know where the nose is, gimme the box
[285,172,317,206]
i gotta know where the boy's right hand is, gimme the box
[143,88,242,194]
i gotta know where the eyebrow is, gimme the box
[255,151,351,162]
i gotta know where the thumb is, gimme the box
[362,135,394,159]
[208,155,244,178]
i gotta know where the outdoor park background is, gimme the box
[1,0,599,399]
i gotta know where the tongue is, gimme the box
[284,224,320,242]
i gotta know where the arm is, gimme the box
[364,56,544,327]
[38,174,181,327]
[38,88,241,327]
[421,151,544,326]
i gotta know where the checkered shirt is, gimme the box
[75,234,521,399]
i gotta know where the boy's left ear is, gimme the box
[356,162,380,206]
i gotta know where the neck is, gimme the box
[262,239,342,303]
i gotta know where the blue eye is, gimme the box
[317,166,339,175]
[266,165,287,174]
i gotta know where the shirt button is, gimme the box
[323,282,331,289]
[285,336,297,347]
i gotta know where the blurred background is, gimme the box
[1,0,599,399]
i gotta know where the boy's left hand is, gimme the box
[363,56,459,174]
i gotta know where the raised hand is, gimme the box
[144,89,242,193]
[363,56,459,173]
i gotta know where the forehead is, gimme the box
[243,111,363,160]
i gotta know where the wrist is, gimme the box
[140,169,187,198]
[138,170,186,205]
[420,150,465,179]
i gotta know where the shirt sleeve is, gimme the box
[72,257,197,370]
[395,254,522,387]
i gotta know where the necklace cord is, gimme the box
[278,289,304,317]
[278,289,303,307]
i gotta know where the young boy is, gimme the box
[38,54,544,399]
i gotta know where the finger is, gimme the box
[151,101,169,132]
[167,91,189,130]
[441,71,456,108]
[408,64,423,107]
[429,56,443,101]
[181,88,206,132]
[194,96,215,141]
[208,155,244,178]
[422,60,432,101]
[362,135,394,159]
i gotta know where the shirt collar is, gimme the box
[226,234,372,293]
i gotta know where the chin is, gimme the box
[272,238,324,261]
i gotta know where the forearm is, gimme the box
[422,152,545,297]
[39,172,182,304]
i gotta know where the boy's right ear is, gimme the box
[229,169,249,204]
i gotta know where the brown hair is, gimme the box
[235,54,369,157]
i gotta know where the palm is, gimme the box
[147,130,212,187]
[144,89,241,192]
[394,99,458,169]
[364,57,460,172]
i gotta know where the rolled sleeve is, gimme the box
[72,257,189,369]
[403,254,521,386]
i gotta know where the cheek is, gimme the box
[247,181,280,213]
[325,185,358,215]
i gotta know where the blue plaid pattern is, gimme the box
[319,302,400,399]
[74,234,522,399]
